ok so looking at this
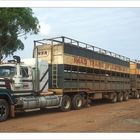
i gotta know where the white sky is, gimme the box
[15,8,140,61]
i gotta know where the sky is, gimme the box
[14,8,140,61]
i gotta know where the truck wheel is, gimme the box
[0,99,9,122]
[72,94,83,110]
[111,93,117,103]
[117,92,123,102]
[60,95,71,112]
[123,92,129,101]
[134,92,140,99]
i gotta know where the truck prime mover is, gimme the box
[0,36,140,121]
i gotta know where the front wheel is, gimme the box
[0,99,9,122]
[60,95,71,112]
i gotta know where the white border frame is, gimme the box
[0,1,140,140]
[0,1,140,7]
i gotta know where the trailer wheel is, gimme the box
[123,92,129,101]
[72,94,83,110]
[117,92,123,102]
[134,92,140,99]
[111,93,117,103]
[60,95,71,112]
[0,99,9,122]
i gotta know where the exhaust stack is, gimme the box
[34,46,40,94]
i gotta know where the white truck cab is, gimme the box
[0,56,61,121]
[0,58,49,95]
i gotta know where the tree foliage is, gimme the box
[0,8,40,62]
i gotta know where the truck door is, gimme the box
[12,66,33,96]
[21,66,33,92]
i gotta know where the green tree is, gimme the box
[0,8,40,63]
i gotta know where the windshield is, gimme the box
[0,66,16,77]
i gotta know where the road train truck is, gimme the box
[0,36,139,121]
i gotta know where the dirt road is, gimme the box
[0,99,140,132]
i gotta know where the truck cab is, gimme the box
[0,56,60,121]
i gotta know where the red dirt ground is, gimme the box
[0,99,140,132]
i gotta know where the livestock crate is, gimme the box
[34,36,130,94]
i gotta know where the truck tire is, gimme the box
[111,93,117,103]
[60,95,71,112]
[0,99,9,122]
[123,92,129,101]
[72,94,83,110]
[117,92,123,102]
[134,92,140,99]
